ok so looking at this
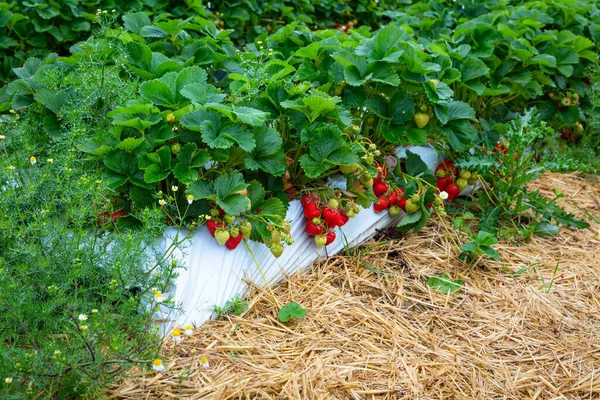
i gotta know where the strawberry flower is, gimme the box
[439,191,449,200]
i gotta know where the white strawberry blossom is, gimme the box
[439,191,449,200]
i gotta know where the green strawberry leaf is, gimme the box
[278,302,306,323]
[427,274,463,294]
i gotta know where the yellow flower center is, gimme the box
[153,359,162,366]
[171,329,181,336]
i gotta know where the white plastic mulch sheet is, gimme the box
[163,146,443,328]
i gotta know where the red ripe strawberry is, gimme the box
[446,184,460,200]
[322,207,344,227]
[305,220,323,236]
[303,202,321,219]
[111,210,127,221]
[339,213,349,226]
[388,189,400,205]
[436,160,457,177]
[225,232,243,250]
[373,197,389,213]
[437,177,448,191]
[207,220,224,237]
[397,197,407,212]
[325,231,336,246]
[301,192,320,207]
[373,182,388,197]
[584,76,592,86]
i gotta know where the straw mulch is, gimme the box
[113,172,600,399]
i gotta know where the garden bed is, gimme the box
[113,172,600,398]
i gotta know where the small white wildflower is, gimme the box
[171,329,182,343]
[187,194,194,205]
[80,325,88,331]
[91,309,98,313]
[200,356,209,368]
[47,158,53,163]
[152,359,165,372]
[257,40,263,44]
[439,191,449,200]
[0,135,5,140]
[5,377,12,384]
[78,314,88,322]
[184,325,193,336]
[158,199,166,206]
[29,156,36,165]
[54,350,61,355]
[154,291,165,303]
[8,165,15,171]
[171,185,178,192]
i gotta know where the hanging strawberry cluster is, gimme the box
[370,163,405,216]
[301,191,360,248]
[435,160,479,200]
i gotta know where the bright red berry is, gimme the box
[388,189,399,205]
[397,197,407,212]
[339,213,349,226]
[437,177,448,191]
[446,184,460,200]
[373,182,388,197]
[325,231,336,246]
[303,202,321,219]
[111,210,127,221]
[225,232,243,250]
[322,207,344,227]
[301,192,320,207]
[305,220,323,236]
[373,197,389,213]
[207,220,224,237]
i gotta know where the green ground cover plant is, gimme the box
[0,0,598,397]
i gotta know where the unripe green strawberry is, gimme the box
[333,87,342,96]
[171,143,181,155]
[433,197,443,206]
[166,113,176,124]
[210,209,219,217]
[328,198,339,209]
[456,178,468,191]
[405,200,419,214]
[435,169,446,178]
[346,209,356,218]
[246,201,252,211]
[270,245,283,258]
[315,234,327,249]
[340,163,360,174]
[414,113,430,129]
[339,80,346,89]
[360,174,374,188]
[240,221,252,240]
[229,227,239,237]
[266,230,280,245]
[389,205,401,217]
[353,206,360,214]
[467,172,479,186]
[365,155,374,165]
[410,194,420,203]
[420,105,428,112]
[366,115,376,126]
[312,217,322,225]
[459,170,471,180]
[574,121,584,133]
[430,79,439,88]
[224,215,235,224]
[214,228,230,246]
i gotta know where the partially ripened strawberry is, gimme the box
[301,192,320,207]
[303,202,321,219]
[446,184,460,200]
[225,232,243,250]
[325,231,336,245]
[305,220,323,236]
[207,220,224,237]
[214,228,230,246]
[373,182,388,197]
[315,234,327,249]
[373,197,389,213]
